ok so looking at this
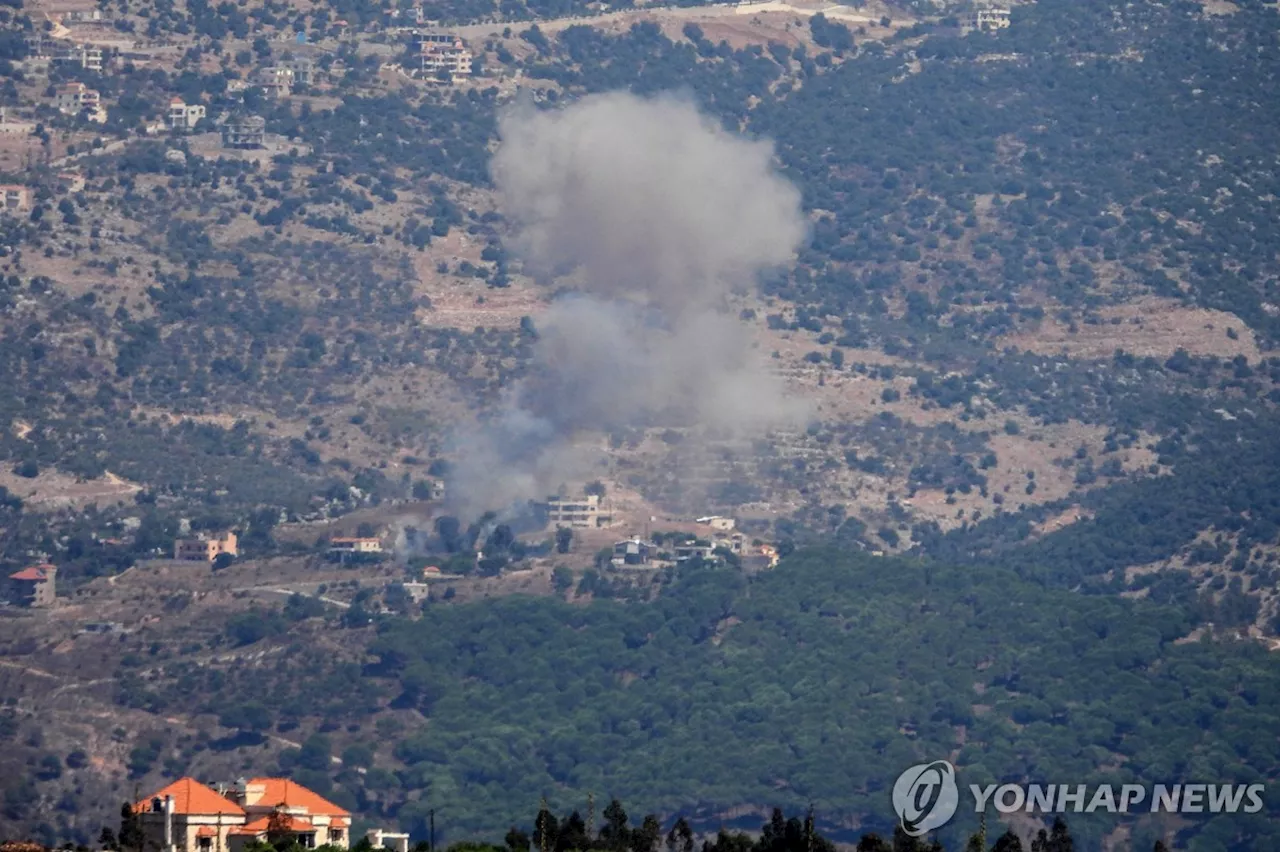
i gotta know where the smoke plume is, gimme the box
[447,91,809,521]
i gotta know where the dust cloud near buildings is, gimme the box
[447,91,811,521]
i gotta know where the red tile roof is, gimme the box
[246,778,350,817]
[9,565,53,582]
[231,815,315,836]
[134,778,245,816]
[195,828,218,838]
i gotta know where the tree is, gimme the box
[267,808,295,846]
[600,799,629,851]
[435,516,463,552]
[631,816,660,852]
[665,819,693,852]
[505,829,531,852]
[556,527,573,554]
[991,831,1024,852]
[118,803,144,852]
[1030,819,1073,852]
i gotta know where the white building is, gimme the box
[968,6,1011,31]
[167,97,206,131]
[52,43,103,72]
[53,83,106,122]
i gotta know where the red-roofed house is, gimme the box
[225,778,350,850]
[135,776,353,852]
[134,777,246,852]
[8,564,55,607]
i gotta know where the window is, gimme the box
[198,838,212,851]
[329,830,344,843]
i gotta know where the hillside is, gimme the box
[1,0,1280,849]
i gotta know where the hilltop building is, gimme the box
[328,537,384,563]
[696,516,737,532]
[414,34,472,79]
[673,541,717,563]
[167,97,207,131]
[612,537,654,566]
[133,777,355,852]
[223,115,266,149]
[0,185,32,213]
[174,531,238,562]
[545,494,614,529]
[51,43,103,72]
[967,5,1011,31]
[53,83,106,122]
[7,564,56,607]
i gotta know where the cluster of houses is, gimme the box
[132,775,411,852]
[605,516,779,571]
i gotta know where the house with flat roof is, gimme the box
[612,537,654,566]
[0,185,31,213]
[174,531,238,562]
[545,493,614,529]
[328,537,384,563]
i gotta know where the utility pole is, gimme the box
[430,809,436,852]
[586,793,595,842]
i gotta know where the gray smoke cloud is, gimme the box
[447,91,810,521]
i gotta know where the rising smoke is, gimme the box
[447,91,810,521]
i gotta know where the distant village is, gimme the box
[0,1,484,209]
[3,482,780,612]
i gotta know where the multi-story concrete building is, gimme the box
[167,97,207,130]
[223,115,266,149]
[52,43,104,72]
[7,564,56,607]
[545,493,614,529]
[173,531,238,562]
[419,37,472,79]
[53,82,102,117]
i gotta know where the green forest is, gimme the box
[116,550,1280,852]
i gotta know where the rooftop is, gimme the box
[134,778,245,816]
[245,777,350,817]
[9,565,54,582]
